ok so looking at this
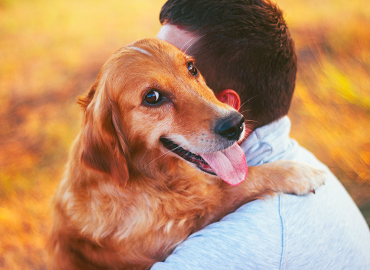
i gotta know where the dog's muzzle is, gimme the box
[215,112,244,141]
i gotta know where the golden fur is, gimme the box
[48,38,325,269]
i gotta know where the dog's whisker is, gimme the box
[186,34,206,54]
[239,109,250,114]
[181,36,199,55]
[185,46,200,57]
[139,148,150,166]
[145,151,172,167]
[239,95,257,109]
[145,143,186,168]
[244,119,259,123]
[185,43,205,59]
[180,36,200,54]
[182,34,206,57]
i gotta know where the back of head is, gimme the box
[160,0,297,128]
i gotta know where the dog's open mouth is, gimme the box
[160,137,216,175]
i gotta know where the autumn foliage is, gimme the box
[0,0,369,269]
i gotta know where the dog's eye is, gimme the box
[145,90,162,104]
[187,62,198,76]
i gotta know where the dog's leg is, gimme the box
[210,160,326,222]
[244,160,326,196]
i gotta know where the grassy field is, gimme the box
[0,0,369,268]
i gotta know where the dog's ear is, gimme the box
[77,80,98,110]
[79,80,129,187]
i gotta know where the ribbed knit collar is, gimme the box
[240,116,297,166]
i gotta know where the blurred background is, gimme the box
[0,0,369,268]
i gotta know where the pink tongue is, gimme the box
[200,143,248,186]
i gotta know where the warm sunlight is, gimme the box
[0,0,369,268]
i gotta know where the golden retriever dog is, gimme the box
[48,38,325,270]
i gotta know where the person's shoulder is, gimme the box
[152,198,284,270]
[279,172,370,268]
[275,144,370,269]
[203,194,283,241]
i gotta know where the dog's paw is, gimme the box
[273,160,326,196]
[297,166,326,195]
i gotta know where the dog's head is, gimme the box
[78,38,248,186]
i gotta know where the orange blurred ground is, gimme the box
[0,0,369,269]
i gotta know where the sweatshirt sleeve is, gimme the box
[151,196,284,270]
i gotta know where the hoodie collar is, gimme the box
[240,116,297,166]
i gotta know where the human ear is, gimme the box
[216,89,241,110]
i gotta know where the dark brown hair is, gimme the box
[160,0,297,128]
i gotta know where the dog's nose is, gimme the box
[215,112,244,141]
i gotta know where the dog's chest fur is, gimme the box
[53,139,223,268]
